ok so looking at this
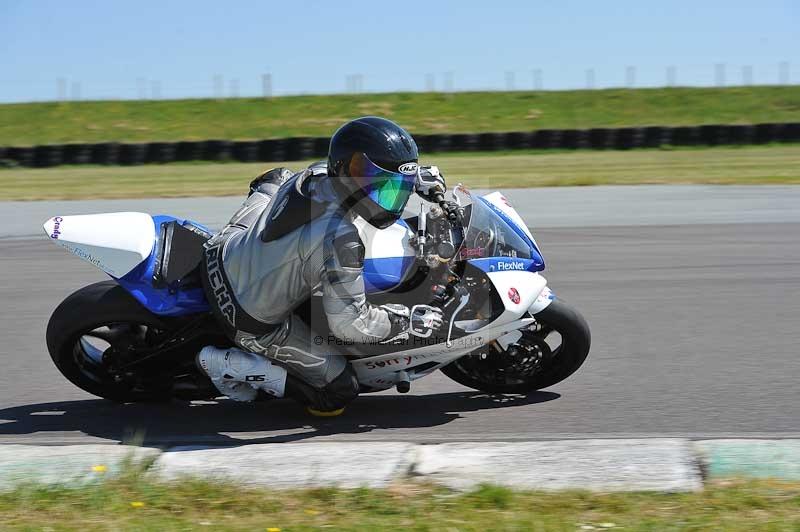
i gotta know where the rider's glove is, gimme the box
[379,304,444,343]
[440,200,464,225]
[416,165,446,203]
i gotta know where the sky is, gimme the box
[0,0,797,102]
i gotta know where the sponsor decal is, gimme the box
[50,216,63,239]
[508,287,521,305]
[398,162,419,175]
[364,352,439,370]
[459,247,485,258]
[497,260,526,271]
[500,195,513,208]
[205,244,237,327]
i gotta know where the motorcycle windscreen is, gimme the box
[455,196,544,269]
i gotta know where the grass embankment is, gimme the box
[1,145,797,200]
[2,86,799,145]
[0,476,797,530]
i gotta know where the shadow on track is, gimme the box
[0,391,559,447]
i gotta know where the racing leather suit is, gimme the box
[201,162,444,409]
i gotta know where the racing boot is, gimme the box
[196,346,287,402]
[283,366,360,417]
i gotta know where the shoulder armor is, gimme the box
[332,230,365,269]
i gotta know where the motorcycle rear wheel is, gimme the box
[46,281,179,402]
[440,298,590,393]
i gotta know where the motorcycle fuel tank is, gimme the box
[352,217,417,293]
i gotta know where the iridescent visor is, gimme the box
[348,152,417,214]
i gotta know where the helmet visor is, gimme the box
[347,152,417,214]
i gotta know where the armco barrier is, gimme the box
[2,122,799,168]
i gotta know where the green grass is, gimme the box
[0,474,798,531]
[2,86,800,145]
[1,145,798,201]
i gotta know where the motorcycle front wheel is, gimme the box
[440,298,591,393]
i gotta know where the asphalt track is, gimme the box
[0,186,798,446]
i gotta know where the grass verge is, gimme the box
[0,475,798,531]
[0,145,798,201]
[2,86,799,145]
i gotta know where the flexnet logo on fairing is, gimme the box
[497,260,526,271]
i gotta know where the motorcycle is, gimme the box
[43,184,590,403]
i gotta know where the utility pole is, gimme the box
[742,65,753,86]
[625,66,636,88]
[57,78,67,101]
[779,61,790,85]
[585,68,595,89]
[714,63,726,87]
[666,66,676,87]
[70,81,81,101]
[151,80,161,99]
[425,73,435,92]
[505,71,515,91]
[213,75,224,99]
[443,71,454,92]
[532,69,542,90]
[262,73,272,98]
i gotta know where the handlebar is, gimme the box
[432,191,462,226]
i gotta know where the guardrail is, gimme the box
[2,123,799,168]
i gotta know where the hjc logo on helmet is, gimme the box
[398,162,419,175]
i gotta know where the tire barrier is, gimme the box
[62,143,93,165]
[285,137,316,161]
[7,147,34,167]
[145,142,177,164]
[232,141,259,163]
[118,143,148,166]
[202,140,233,162]
[32,144,64,167]
[174,141,203,162]
[312,137,330,160]
[89,142,121,165]
[3,122,799,167]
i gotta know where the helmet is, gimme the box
[328,116,419,229]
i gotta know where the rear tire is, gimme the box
[46,281,172,402]
[441,298,591,393]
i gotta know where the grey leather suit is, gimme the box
[202,163,400,388]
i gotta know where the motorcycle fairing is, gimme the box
[116,215,210,316]
[353,217,417,292]
[43,212,210,316]
[479,192,542,258]
[43,212,155,278]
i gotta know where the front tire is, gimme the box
[441,298,591,393]
[46,281,173,402]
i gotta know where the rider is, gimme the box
[197,117,448,415]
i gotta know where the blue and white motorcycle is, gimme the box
[44,185,590,403]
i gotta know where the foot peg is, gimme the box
[396,371,411,393]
